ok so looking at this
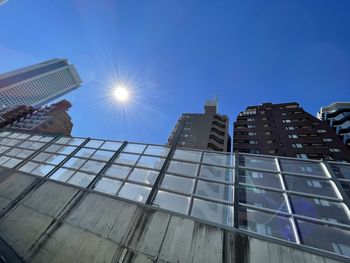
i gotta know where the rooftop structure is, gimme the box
[0,59,81,108]
[0,130,349,262]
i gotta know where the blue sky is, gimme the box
[0,0,350,144]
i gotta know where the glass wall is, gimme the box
[0,130,350,259]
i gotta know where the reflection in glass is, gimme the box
[123,143,146,154]
[33,152,51,163]
[63,157,86,170]
[16,149,35,159]
[191,198,233,225]
[331,163,350,180]
[297,220,350,257]
[19,161,39,173]
[50,168,75,182]
[74,148,95,158]
[144,145,170,157]
[161,174,194,194]
[199,165,234,183]
[279,159,326,177]
[115,153,139,166]
[128,168,158,185]
[167,160,198,177]
[68,172,95,187]
[100,141,122,151]
[154,190,190,214]
[290,195,350,224]
[173,149,202,162]
[118,183,151,203]
[238,187,288,212]
[46,154,66,165]
[284,175,338,198]
[136,156,165,170]
[85,140,104,149]
[239,208,295,242]
[80,160,106,174]
[94,177,122,195]
[238,169,282,189]
[57,145,76,155]
[105,164,131,179]
[238,155,277,171]
[202,152,233,167]
[196,180,233,202]
[91,150,114,161]
[2,158,22,168]
[31,164,55,176]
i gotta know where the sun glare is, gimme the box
[114,86,129,102]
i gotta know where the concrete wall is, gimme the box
[0,169,345,263]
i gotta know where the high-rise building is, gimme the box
[0,59,81,107]
[0,100,73,136]
[168,99,231,152]
[318,102,350,151]
[234,102,350,162]
[0,129,349,262]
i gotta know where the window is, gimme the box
[247,124,256,128]
[263,124,270,128]
[288,134,298,138]
[292,143,303,148]
[266,140,274,144]
[285,126,295,130]
[247,118,255,122]
[260,111,266,114]
[330,148,341,152]
[265,131,272,135]
[323,138,333,142]
[317,129,327,133]
[248,132,256,136]
[307,180,322,188]
[296,154,308,159]
[249,140,258,144]
[283,120,291,123]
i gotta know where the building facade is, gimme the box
[0,100,73,136]
[0,130,349,262]
[168,99,231,152]
[318,102,350,151]
[234,102,350,162]
[0,59,81,107]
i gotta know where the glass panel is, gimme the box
[0,146,10,154]
[57,145,76,155]
[161,174,194,194]
[19,161,40,173]
[63,157,86,170]
[202,152,232,167]
[67,172,95,187]
[45,144,62,153]
[154,190,190,214]
[279,159,326,177]
[238,169,282,189]
[104,164,132,179]
[196,180,233,202]
[100,141,122,151]
[191,198,233,225]
[123,143,146,154]
[80,160,106,174]
[238,187,289,212]
[16,149,35,158]
[74,148,95,158]
[118,183,151,203]
[173,149,202,162]
[128,168,158,185]
[33,152,51,163]
[115,153,139,166]
[2,158,22,168]
[91,150,114,161]
[199,165,234,183]
[69,138,86,146]
[85,140,104,148]
[39,136,53,143]
[0,156,10,166]
[55,137,71,144]
[31,164,55,177]
[167,160,198,177]
[297,219,350,257]
[28,142,45,150]
[136,156,165,170]
[46,154,66,165]
[144,145,170,157]
[50,168,75,182]
[284,175,338,198]
[238,155,277,171]
[6,148,21,157]
[239,208,296,242]
[94,177,122,195]
[330,163,350,180]
[290,195,350,224]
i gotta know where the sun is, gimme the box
[113,86,129,102]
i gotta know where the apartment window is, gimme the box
[260,111,266,114]
[296,154,308,159]
[263,124,270,128]
[262,117,268,121]
[330,148,341,152]
[268,149,277,154]
[249,149,260,154]
[266,140,274,144]
[307,180,322,188]
[249,140,258,144]
[247,118,255,122]
[323,138,333,142]
[285,126,295,130]
[248,132,256,136]
[247,125,256,128]
[265,131,272,135]
[288,135,298,138]
[317,129,327,133]
[292,143,303,148]
[283,120,291,123]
